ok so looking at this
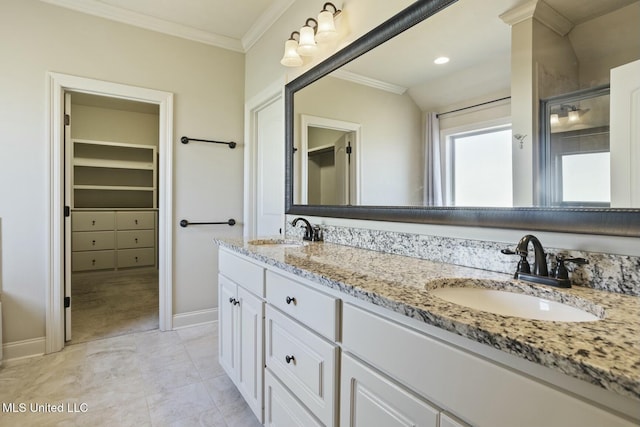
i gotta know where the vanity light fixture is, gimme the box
[280,2,342,67]
[297,18,319,56]
[316,2,342,42]
[280,31,303,67]
[434,56,450,65]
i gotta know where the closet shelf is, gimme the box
[308,144,335,155]
[73,158,154,170]
[74,185,155,191]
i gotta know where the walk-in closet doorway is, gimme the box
[47,73,174,354]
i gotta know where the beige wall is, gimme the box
[0,0,244,346]
[71,104,160,147]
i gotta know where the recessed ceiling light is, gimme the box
[434,56,450,65]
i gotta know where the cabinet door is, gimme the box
[72,231,115,251]
[265,369,323,427]
[116,211,155,230]
[116,229,155,248]
[72,211,115,231]
[341,353,439,427]
[218,275,237,378]
[237,285,264,423]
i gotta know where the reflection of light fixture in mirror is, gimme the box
[568,107,580,122]
[316,2,342,43]
[434,56,450,65]
[550,113,559,124]
[280,31,303,67]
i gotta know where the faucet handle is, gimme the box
[553,256,589,280]
[501,248,531,275]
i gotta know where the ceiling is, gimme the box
[40,0,296,52]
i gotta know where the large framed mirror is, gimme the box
[285,0,640,236]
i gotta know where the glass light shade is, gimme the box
[280,39,303,67]
[297,25,318,56]
[549,113,559,124]
[315,10,337,43]
[568,109,580,122]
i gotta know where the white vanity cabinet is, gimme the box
[341,352,440,427]
[218,250,265,424]
[342,303,637,427]
[264,270,340,426]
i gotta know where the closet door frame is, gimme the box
[46,72,174,353]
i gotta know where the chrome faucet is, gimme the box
[502,234,588,288]
[291,217,323,242]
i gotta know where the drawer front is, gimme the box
[116,211,155,230]
[72,231,115,251]
[265,305,338,426]
[72,211,115,231]
[219,249,265,297]
[116,248,155,268]
[340,353,439,427]
[264,369,323,427]
[116,230,155,249]
[266,270,339,341]
[72,250,115,271]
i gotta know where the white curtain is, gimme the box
[424,112,444,206]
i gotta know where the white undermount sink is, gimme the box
[247,238,307,247]
[430,286,601,322]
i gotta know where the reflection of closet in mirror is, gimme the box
[540,86,610,207]
[301,115,360,205]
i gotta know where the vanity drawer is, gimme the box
[219,249,265,297]
[116,211,155,230]
[265,305,338,426]
[72,231,115,251]
[116,230,155,249]
[72,250,115,271]
[266,270,339,341]
[264,369,323,427]
[72,211,115,231]
[116,248,155,268]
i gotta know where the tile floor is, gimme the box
[0,324,261,427]
[70,269,159,344]
[0,270,261,427]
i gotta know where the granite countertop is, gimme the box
[215,237,640,402]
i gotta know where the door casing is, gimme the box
[46,72,174,353]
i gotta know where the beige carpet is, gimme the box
[70,268,159,344]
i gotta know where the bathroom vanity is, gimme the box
[215,238,640,427]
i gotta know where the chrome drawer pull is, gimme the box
[286,296,296,305]
[285,355,295,364]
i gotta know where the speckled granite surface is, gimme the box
[286,224,640,296]
[215,237,640,402]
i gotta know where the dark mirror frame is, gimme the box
[285,0,640,237]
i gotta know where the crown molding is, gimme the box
[40,0,244,52]
[331,69,407,95]
[499,0,573,36]
[242,0,296,52]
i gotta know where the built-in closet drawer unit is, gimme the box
[265,304,338,427]
[117,248,155,268]
[265,270,340,341]
[116,211,154,230]
[72,231,115,251]
[72,250,115,271]
[116,229,154,249]
[72,211,115,231]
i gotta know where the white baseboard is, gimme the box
[2,337,46,362]
[172,308,218,329]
